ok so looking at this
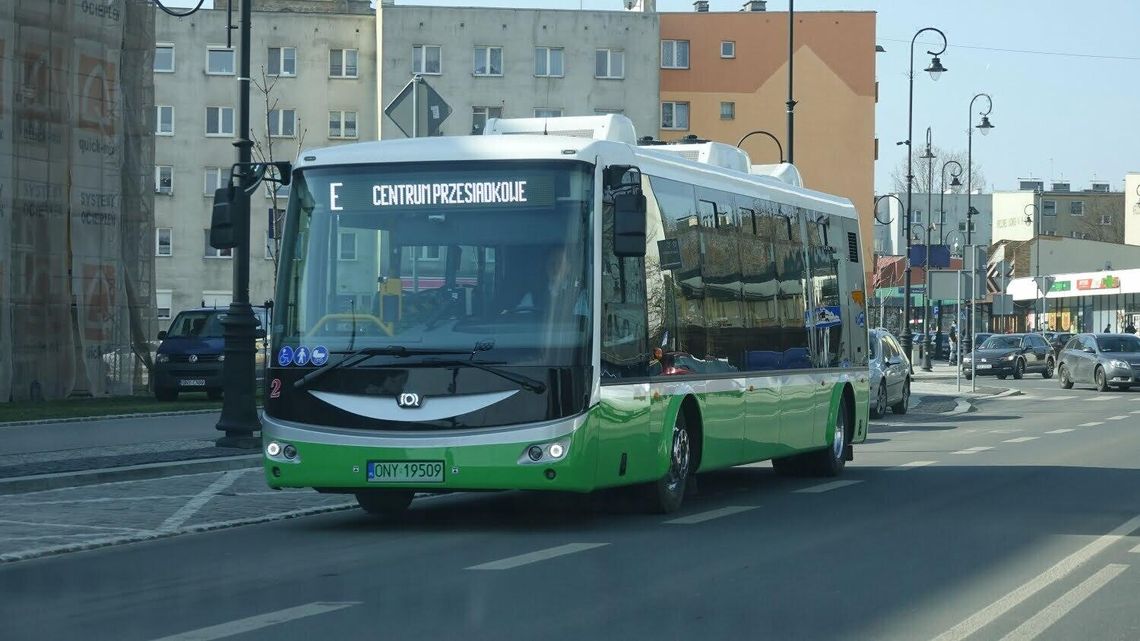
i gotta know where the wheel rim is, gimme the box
[665,421,691,493]
[1096,369,1105,389]
[832,409,847,460]
[902,383,910,407]
[876,384,887,416]
[1017,361,1024,376]
[1060,366,1069,384]
[1046,360,1054,376]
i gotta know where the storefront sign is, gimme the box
[1076,275,1120,291]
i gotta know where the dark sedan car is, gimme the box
[1042,331,1075,356]
[962,333,1056,380]
[1058,333,1140,391]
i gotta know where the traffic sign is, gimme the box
[384,76,452,138]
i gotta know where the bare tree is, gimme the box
[250,66,308,280]
[890,145,987,196]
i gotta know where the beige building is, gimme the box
[153,0,376,324]
[992,181,1124,244]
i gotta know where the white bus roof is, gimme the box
[295,118,856,220]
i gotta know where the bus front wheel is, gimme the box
[644,411,692,514]
[355,489,414,518]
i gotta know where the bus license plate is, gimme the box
[367,461,445,483]
[180,379,206,386]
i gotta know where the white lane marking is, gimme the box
[157,470,251,533]
[945,399,971,416]
[1079,421,1104,427]
[794,480,863,493]
[886,460,937,471]
[930,513,1140,641]
[665,505,759,525]
[1003,437,1039,443]
[1087,397,1112,402]
[951,446,994,455]
[1045,429,1075,434]
[1106,415,1129,421]
[1130,542,1140,554]
[149,601,360,641]
[998,564,1129,641]
[467,543,609,570]
[988,428,1022,434]
[0,518,146,533]
[1130,410,1140,414]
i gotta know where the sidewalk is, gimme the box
[911,361,1017,399]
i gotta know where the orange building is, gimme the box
[659,7,877,278]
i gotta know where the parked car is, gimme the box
[1057,333,1140,392]
[868,328,911,418]
[152,307,268,401]
[1042,331,1074,356]
[961,333,1056,380]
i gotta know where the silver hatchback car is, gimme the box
[869,328,911,418]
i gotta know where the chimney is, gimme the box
[694,1,709,11]
[743,0,767,10]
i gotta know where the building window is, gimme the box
[1043,199,1056,216]
[155,44,174,72]
[474,46,503,76]
[534,47,564,77]
[418,246,441,260]
[338,232,357,261]
[328,110,357,139]
[156,290,173,320]
[958,221,976,232]
[204,167,230,194]
[413,45,442,75]
[471,106,502,134]
[720,41,736,58]
[595,49,625,79]
[206,46,235,75]
[1070,200,1085,216]
[1100,213,1113,226]
[661,40,689,69]
[204,230,232,258]
[660,101,689,130]
[155,165,173,195]
[720,101,735,120]
[534,108,563,118]
[156,105,174,135]
[268,47,296,77]
[205,106,235,136]
[268,108,296,138]
[329,48,358,78]
[156,228,172,257]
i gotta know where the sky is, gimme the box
[165,0,1140,195]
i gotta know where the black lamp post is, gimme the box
[965,93,994,247]
[940,160,963,244]
[920,129,936,371]
[737,130,785,163]
[873,194,904,334]
[902,27,948,362]
[787,0,796,164]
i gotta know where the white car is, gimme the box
[868,328,911,418]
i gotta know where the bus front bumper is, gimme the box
[261,412,599,493]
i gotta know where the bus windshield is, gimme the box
[275,160,594,367]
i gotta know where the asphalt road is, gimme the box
[3,379,1140,641]
[0,412,223,456]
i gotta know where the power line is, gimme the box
[884,37,1140,62]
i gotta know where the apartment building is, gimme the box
[375,2,660,139]
[992,179,1125,244]
[153,0,376,323]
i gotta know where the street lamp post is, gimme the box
[903,27,948,362]
[920,129,937,370]
[965,93,994,247]
[939,160,964,244]
[1024,197,1042,331]
[874,194,905,333]
[736,130,785,163]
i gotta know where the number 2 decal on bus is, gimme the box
[270,378,282,399]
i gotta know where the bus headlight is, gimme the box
[547,443,566,459]
[266,441,282,457]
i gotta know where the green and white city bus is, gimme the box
[262,115,870,515]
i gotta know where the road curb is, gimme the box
[0,454,261,495]
[0,408,223,429]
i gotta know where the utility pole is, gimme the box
[215,0,260,447]
[786,0,795,164]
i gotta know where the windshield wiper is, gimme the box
[293,343,490,390]
[415,359,547,394]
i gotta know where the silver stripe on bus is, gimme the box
[261,411,589,449]
[309,389,518,423]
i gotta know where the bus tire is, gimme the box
[644,410,692,514]
[355,489,414,518]
[804,396,851,477]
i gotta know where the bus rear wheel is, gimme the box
[644,411,692,514]
[804,397,851,477]
[355,489,414,518]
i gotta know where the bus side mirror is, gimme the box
[210,186,239,249]
[613,190,647,258]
